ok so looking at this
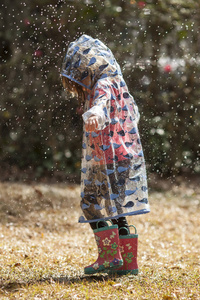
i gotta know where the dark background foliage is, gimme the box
[0,0,199,182]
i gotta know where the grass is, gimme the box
[0,179,200,299]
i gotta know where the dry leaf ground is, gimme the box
[0,179,200,299]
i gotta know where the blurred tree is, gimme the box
[0,0,199,181]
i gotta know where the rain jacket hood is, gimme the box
[61,34,122,90]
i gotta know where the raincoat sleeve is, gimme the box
[82,82,111,130]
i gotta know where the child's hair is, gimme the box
[62,76,85,106]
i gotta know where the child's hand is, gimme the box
[85,115,99,131]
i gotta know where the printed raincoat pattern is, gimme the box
[61,35,150,223]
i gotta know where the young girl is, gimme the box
[61,34,150,275]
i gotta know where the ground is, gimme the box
[0,177,200,299]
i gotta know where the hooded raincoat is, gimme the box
[61,35,150,223]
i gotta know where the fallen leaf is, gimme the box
[13,263,21,267]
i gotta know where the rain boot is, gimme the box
[84,221,123,274]
[109,225,139,275]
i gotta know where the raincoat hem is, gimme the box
[78,208,150,223]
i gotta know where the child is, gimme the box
[61,34,150,275]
